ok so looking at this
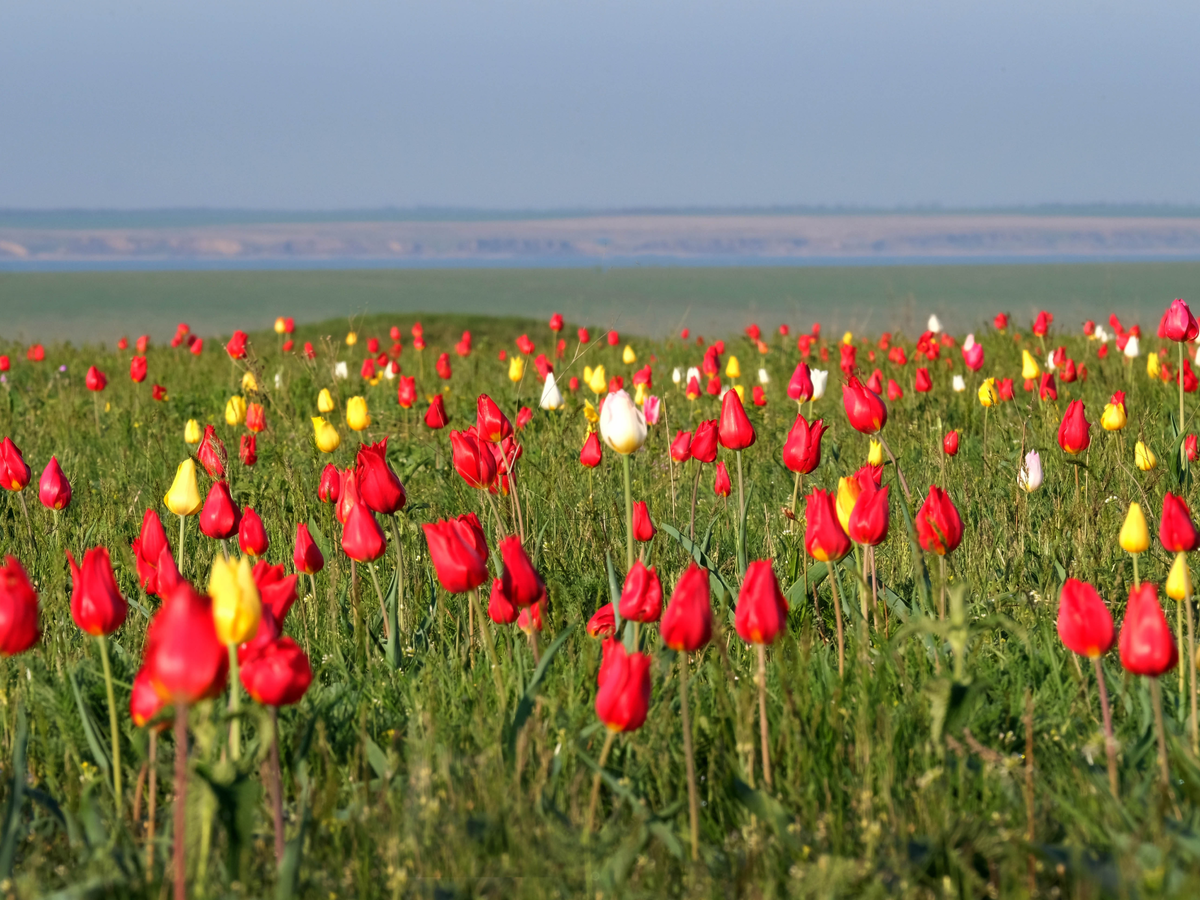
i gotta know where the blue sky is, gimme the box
[2,1,1199,210]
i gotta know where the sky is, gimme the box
[3,0,1200,211]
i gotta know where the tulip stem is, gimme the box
[828,561,845,678]
[1180,341,1187,471]
[789,472,801,533]
[876,434,912,503]
[756,643,772,790]
[469,589,506,709]
[622,453,634,574]
[173,702,189,900]
[584,730,618,839]
[368,562,390,641]
[227,644,241,762]
[390,515,407,637]
[269,706,285,863]
[97,635,122,814]
[1133,554,1140,589]
[1092,656,1120,797]
[678,653,700,861]
[1188,596,1198,757]
[1150,677,1171,796]
[689,461,702,541]
[147,729,157,882]
[16,491,33,548]
[177,514,186,578]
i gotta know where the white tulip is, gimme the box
[383,363,396,381]
[539,372,564,410]
[758,367,770,385]
[686,366,701,385]
[962,333,976,351]
[599,389,647,455]
[274,370,284,390]
[1124,336,1140,358]
[1095,325,1111,343]
[928,314,943,334]
[952,375,966,393]
[1018,450,1043,492]
[1046,353,1057,373]
[811,369,829,400]
[672,367,682,385]
[718,384,731,400]
[334,361,349,380]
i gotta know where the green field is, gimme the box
[4,260,1200,347]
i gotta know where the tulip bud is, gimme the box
[1119,582,1177,676]
[734,560,788,645]
[356,437,407,515]
[1167,553,1193,601]
[238,507,269,557]
[1017,450,1043,492]
[0,439,31,492]
[184,419,202,444]
[804,489,850,562]
[210,555,262,646]
[317,388,336,413]
[225,396,247,427]
[341,503,387,562]
[618,560,663,623]
[1056,578,1114,658]
[293,523,325,575]
[594,639,651,733]
[1119,502,1151,554]
[1135,440,1157,471]
[163,459,203,516]
[713,461,732,497]
[67,547,128,637]
[0,557,40,657]
[1021,349,1041,381]
[423,518,489,594]
[1056,400,1091,455]
[867,439,883,467]
[199,480,241,540]
[599,390,647,455]
[346,396,371,431]
[915,485,963,556]
[425,395,449,429]
[38,456,71,511]
[978,378,998,407]
[241,637,312,707]
[540,373,564,410]
[632,501,656,542]
[718,389,756,450]
[311,416,342,453]
[660,562,712,652]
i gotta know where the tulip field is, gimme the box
[5,300,1200,899]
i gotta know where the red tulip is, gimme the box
[734,560,788,645]
[424,395,449,429]
[0,438,31,491]
[1057,579,1114,658]
[788,362,813,401]
[241,638,312,706]
[1119,583,1178,676]
[1057,400,1091,454]
[1159,493,1198,553]
[607,331,620,347]
[238,507,269,557]
[251,560,299,625]
[356,437,407,515]
[516,406,534,429]
[994,312,1009,331]
[38,456,71,510]
[397,376,416,409]
[1162,298,1199,342]
[586,603,616,638]
[751,385,767,407]
[1032,310,1052,336]
[691,420,719,463]
[199,480,241,540]
[839,344,857,376]
[477,394,513,443]
[549,313,564,332]
[661,562,712,652]
[915,486,963,556]
[595,639,651,732]
[0,356,7,372]
[423,518,489,593]
[487,577,519,624]
[618,561,663,623]
[293,523,324,575]
[452,429,499,488]
[847,481,889,546]
[132,509,171,596]
[135,334,150,354]
[85,366,107,391]
[336,467,360,525]
[226,330,248,360]
[670,431,692,463]
[579,432,602,468]
[239,434,257,467]
[67,548,127,637]
[435,352,452,380]
[130,356,147,383]
[27,344,44,362]
[145,582,227,704]
[887,379,904,401]
[632,501,656,542]
[245,403,265,434]
[196,425,227,479]
[914,368,933,393]
[997,378,1014,401]
[130,667,166,728]
[865,368,883,395]
[842,375,888,434]
[499,535,544,607]
[962,343,984,372]
[1187,434,1198,462]
[1039,372,1057,401]
[317,463,341,503]
[342,503,387,562]
[0,557,40,657]
[714,461,732,497]
[943,430,959,457]
[578,327,590,343]
[804,490,850,562]
[190,339,204,356]
[782,414,825,475]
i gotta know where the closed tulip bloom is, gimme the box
[714,461,732,497]
[587,365,608,395]
[788,362,813,401]
[632,501,656,541]
[356,437,407,515]
[835,476,862,533]
[130,356,147,383]
[196,426,226,479]
[335,469,359,525]
[619,561,663,623]
[943,430,959,457]
[245,403,265,434]
[487,577,519,624]
[1021,349,1041,381]
[145,583,228,704]
[499,535,544,607]
[1017,450,1043,492]
[842,376,888,434]
[1119,582,1178,676]
[395,377,416,409]
[599,390,648,454]
[1146,352,1161,379]
[226,330,248,359]
[452,429,499,487]
[38,456,71,510]
[132,509,171,595]
[293,523,325,575]
[595,639,651,733]
[423,519,489,593]
[1101,392,1127,430]
[346,396,371,431]
[1056,579,1114,658]
[164,459,203,516]
[586,603,616,638]
[237,507,269,557]
[579,431,603,468]
[1057,400,1091,454]
[1188,433,1200,461]
[962,342,984,372]
[477,394,513,443]
[210,555,262,646]
[1135,441,1157,471]
[225,396,247,427]
[661,562,713,652]
[1119,502,1151,554]
[317,388,336,413]
[311,416,341,452]
[848,481,889,546]
[1159,493,1197,553]
[540,372,564,410]
[130,667,166,728]
[1162,298,1199,342]
[1166,553,1192,601]
[67,548,127,637]
[252,561,299,624]
[342,502,387,562]
[200,480,241,540]
[425,394,449,429]
[717,388,756,450]
[691,420,719,463]
[85,365,107,391]
[978,377,998,407]
[735,560,789,645]
[0,557,40,657]
[915,486,963,556]
[0,439,31,492]
[810,369,829,400]
[318,463,341,503]
[239,434,257,467]
[804,489,850,562]
[914,368,933,393]
[184,419,201,445]
[241,637,312,707]
[670,430,693,463]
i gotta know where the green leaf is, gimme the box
[383,567,400,670]
[275,767,313,900]
[306,519,331,562]
[0,702,28,877]
[194,760,262,882]
[68,666,110,778]
[659,523,735,603]
[365,737,390,783]
[505,625,575,760]
[606,552,623,633]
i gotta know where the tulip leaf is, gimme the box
[733,777,796,851]
[275,770,313,900]
[306,519,331,562]
[658,523,735,604]
[67,666,111,778]
[194,759,261,882]
[736,482,756,579]
[505,624,575,762]
[365,737,390,783]
[606,552,623,634]
[0,702,28,878]
[383,568,400,670]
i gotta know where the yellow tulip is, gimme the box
[508,355,526,383]
[346,396,371,432]
[733,385,745,402]
[725,356,741,379]
[977,377,998,408]
[868,440,883,466]
[184,419,202,445]
[317,388,336,414]
[210,555,262,646]
[1021,350,1040,381]
[584,400,599,424]
[1119,502,1150,554]
[1135,440,1157,471]
[841,331,853,346]
[163,459,203,517]
[274,317,287,334]
[835,476,861,534]
[345,331,358,347]
[1101,401,1126,431]
[225,396,247,427]
[312,416,342,452]
[588,365,608,395]
[1167,552,1192,601]
[634,382,647,406]
[583,365,593,383]
[622,345,637,365]
[1146,352,1160,379]
[241,371,258,393]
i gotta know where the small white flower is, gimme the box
[1124,336,1140,358]
[1046,353,1057,373]
[686,366,701,385]
[719,384,731,400]
[962,333,976,351]
[757,367,770,385]
[383,363,395,381]
[274,370,284,390]
[1018,450,1043,492]
[672,367,682,385]
[539,372,564,410]
[811,369,829,400]
[928,314,943,334]
[334,361,349,379]
[1095,325,1111,343]
[952,375,966,392]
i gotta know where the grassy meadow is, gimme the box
[0,285,1199,898]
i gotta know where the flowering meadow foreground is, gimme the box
[3,304,1200,899]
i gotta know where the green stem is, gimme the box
[1092,656,1119,797]
[178,514,186,578]
[584,730,618,839]
[1133,554,1140,588]
[829,561,845,679]
[1181,341,1187,470]
[622,453,634,574]
[757,643,772,789]
[1150,677,1171,797]
[368,561,390,641]
[173,703,188,900]
[390,515,406,636]
[227,644,241,762]
[98,635,122,813]
[679,652,699,861]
